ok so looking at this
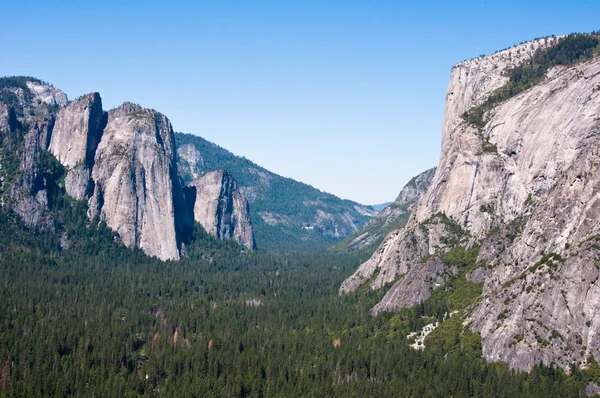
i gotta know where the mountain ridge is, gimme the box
[175,132,376,251]
[331,167,435,253]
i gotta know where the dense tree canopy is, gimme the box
[0,198,595,397]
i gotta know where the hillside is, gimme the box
[175,132,377,251]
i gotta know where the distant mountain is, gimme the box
[371,202,392,211]
[330,168,435,253]
[175,133,377,251]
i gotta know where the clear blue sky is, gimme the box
[1,1,598,204]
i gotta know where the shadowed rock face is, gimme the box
[342,36,600,371]
[8,118,56,230]
[89,102,185,261]
[0,104,19,133]
[186,169,255,250]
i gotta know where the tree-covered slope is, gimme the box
[175,132,377,251]
[0,199,594,397]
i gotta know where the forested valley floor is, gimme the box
[0,200,594,397]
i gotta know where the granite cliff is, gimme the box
[185,169,255,250]
[342,34,600,371]
[88,102,190,260]
[0,78,256,259]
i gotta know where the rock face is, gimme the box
[25,81,68,108]
[186,169,255,250]
[2,78,274,260]
[49,93,106,200]
[0,104,18,133]
[332,168,436,252]
[177,143,204,181]
[89,102,189,261]
[342,36,600,371]
[395,168,437,207]
[9,119,56,229]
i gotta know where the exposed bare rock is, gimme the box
[186,169,255,250]
[25,81,68,107]
[341,36,600,371]
[49,93,105,168]
[395,167,437,206]
[65,165,92,201]
[9,120,55,229]
[49,93,106,201]
[177,143,204,181]
[0,79,197,261]
[340,213,464,295]
[587,382,600,397]
[0,104,19,133]
[89,102,185,260]
[372,257,449,315]
[1,79,68,125]
[334,167,435,252]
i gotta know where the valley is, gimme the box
[1,28,600,398]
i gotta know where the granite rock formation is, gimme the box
[49,93,106,200]
[186,169,255,250]
[342,35,600,371]
[89,102,189,261]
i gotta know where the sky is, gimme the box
[1,1,599,204]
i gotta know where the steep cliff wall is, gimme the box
[341,35,600,371]
[89,102,186,261]
[8,119,55,230]
[49,93,106,200]
[186,169,255,250]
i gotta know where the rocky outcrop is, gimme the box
[0,104,19,133]
[89,102,188,261]
[9,119,55,229]
[186,169,255,250]
[342,35,600,371]
[0,78,68,125]
[395,168,437,207]
[333,168,435,252]
[340,213,462,296]
[49,93,106,200]
[177,143,204,181]
[25,81,68,108]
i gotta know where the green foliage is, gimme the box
[0,198,588,397]
[418,244,483,361]
[39,149,65,186]
[0,76,46,112]
[175,132,373,252]
[482,140,498,153]
[330,203,411,254]
[463,33,600,130]
[442,245,481,271]
[524,193,536,206]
